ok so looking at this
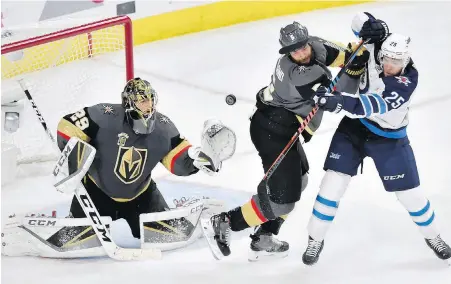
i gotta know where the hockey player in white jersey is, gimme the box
[302,12,451,265]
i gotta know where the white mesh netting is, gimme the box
[1,17,132,165]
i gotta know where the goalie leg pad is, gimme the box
[2,214,111,258]
[139,198,205,251]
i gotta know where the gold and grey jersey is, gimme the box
[57,104,196,202]
[260,37,355,136]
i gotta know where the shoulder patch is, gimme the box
[394,76,411,87]
[102,104,115,115]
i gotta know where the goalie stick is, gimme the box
[18,80,162,261]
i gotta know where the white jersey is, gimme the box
[339,43,418,138]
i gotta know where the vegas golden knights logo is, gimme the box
[114,146,148,184]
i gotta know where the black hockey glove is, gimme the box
[359,18,389,44]
[344,43,370,78]
[313,86,343,113]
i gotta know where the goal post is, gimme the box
[1,15,135,181]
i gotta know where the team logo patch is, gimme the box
[103,105,115,115]
[395,76,411,86]
[114,146,148,184]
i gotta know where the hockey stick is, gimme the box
[18,79,56,143]
[18,80,162,260]
[258,39,369,192]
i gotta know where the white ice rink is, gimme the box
[2,1,451,284]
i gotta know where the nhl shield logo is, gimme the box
[114,146,148,184]
[117,133,129,146]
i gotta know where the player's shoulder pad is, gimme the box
[154,111,180,138]
[308,37,327,64]
[382,62,418,96]
[86,103,124,128]
[279,54,327,82]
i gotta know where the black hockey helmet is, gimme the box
[279,22,309,54]
[121,77,158,134]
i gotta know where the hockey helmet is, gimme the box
[279,22,309,54]
[121,77,158,134]
[378,33,411,70]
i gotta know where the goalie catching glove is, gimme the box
[189,119,236,175]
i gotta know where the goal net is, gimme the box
[1,16,134,166]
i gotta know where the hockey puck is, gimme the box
[225,94,236,105]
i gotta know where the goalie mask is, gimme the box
[122,78,158,134]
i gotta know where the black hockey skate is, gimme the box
[425,235,451,263]
[302,236,324,266]
[200,212,231,260]
[248,226,289,262]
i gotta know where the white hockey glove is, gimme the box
[53,137,96,195]
[188,119,236,176]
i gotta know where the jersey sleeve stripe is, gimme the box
[370,93,388,114]
[359,94,373,116]
[161,140,191,173]
[57,118,90,142]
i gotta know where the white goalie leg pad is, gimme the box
[140,198,206,251]
[2,214,112,258]
[396,186,439,239]
[308,170,351,241]
[201,119,236,166]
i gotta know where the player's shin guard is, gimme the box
[395,187,438,239]
[396,187,451,261]
[307,170,351,242]
[304,170,350,265]
[1,213,110,258]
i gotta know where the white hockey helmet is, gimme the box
[378,33,411,70]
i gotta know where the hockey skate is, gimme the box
[200,212,231,260]
[302,236,324,265]
[248,226,289,262]
[425,235,451,264]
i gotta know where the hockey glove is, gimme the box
[188,146,222,176]
[344,42,370,78]
[313,86,343,113]
[359,18,389,44]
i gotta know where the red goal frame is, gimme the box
[1,15,134,80]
